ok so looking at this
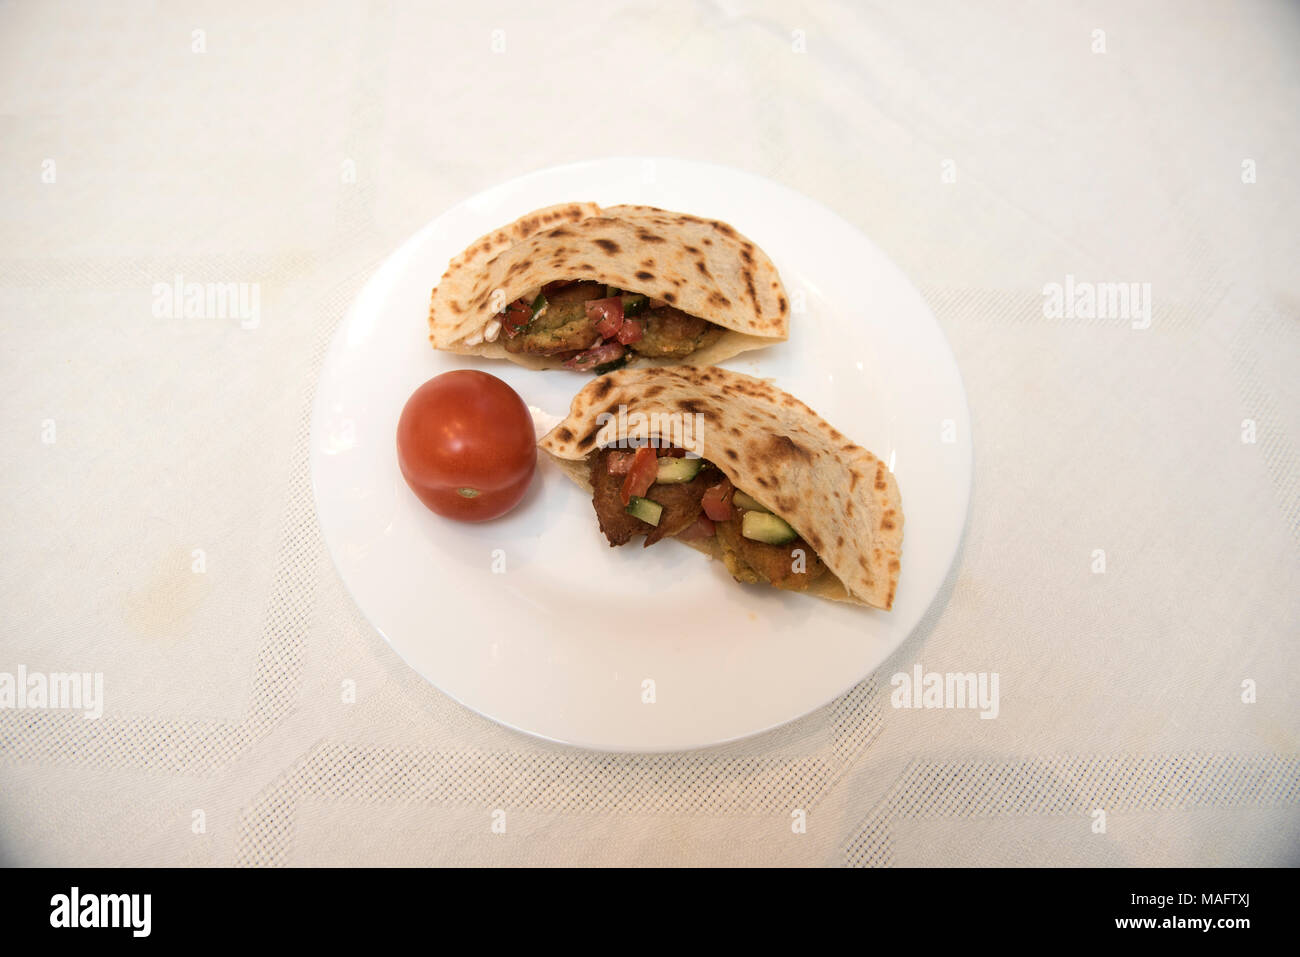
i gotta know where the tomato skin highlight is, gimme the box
[396,370,537,522]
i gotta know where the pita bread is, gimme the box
[428,203,789,368]
[538,366,903,609]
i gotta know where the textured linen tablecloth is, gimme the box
[1,0,1297,867]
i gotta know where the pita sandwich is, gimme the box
[537,366,903,609]
[428,203,789,372]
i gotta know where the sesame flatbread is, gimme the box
[428,203,789,370]
[538,366,903,609]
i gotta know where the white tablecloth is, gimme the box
[1,0,1296,866]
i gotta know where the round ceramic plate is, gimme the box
[311,157,970,752]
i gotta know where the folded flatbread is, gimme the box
[538,366,903,609]
[428,203,789,371]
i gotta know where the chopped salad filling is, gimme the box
[587,445,828,591]
[497,280,725,372]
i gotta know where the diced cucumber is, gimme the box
[654,457,703,484]
[742,510,798,545]
[625,496,663,526]
[530,293,547,319]
[732,490,769,512]
[605,286,622,298]
[621,294,647,316]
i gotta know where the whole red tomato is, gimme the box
[396,370,536,522]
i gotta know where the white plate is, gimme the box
[311,157,970,752]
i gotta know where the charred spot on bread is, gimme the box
[676,398,706,415]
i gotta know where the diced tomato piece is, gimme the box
[606,451,636,475]
[701,479,734,521]
[615,318,643,344]
[620,445,658,505]
[594,313,622,339]
[502,299,531,338]
[676,512,716,541]
[585,297,625,338]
